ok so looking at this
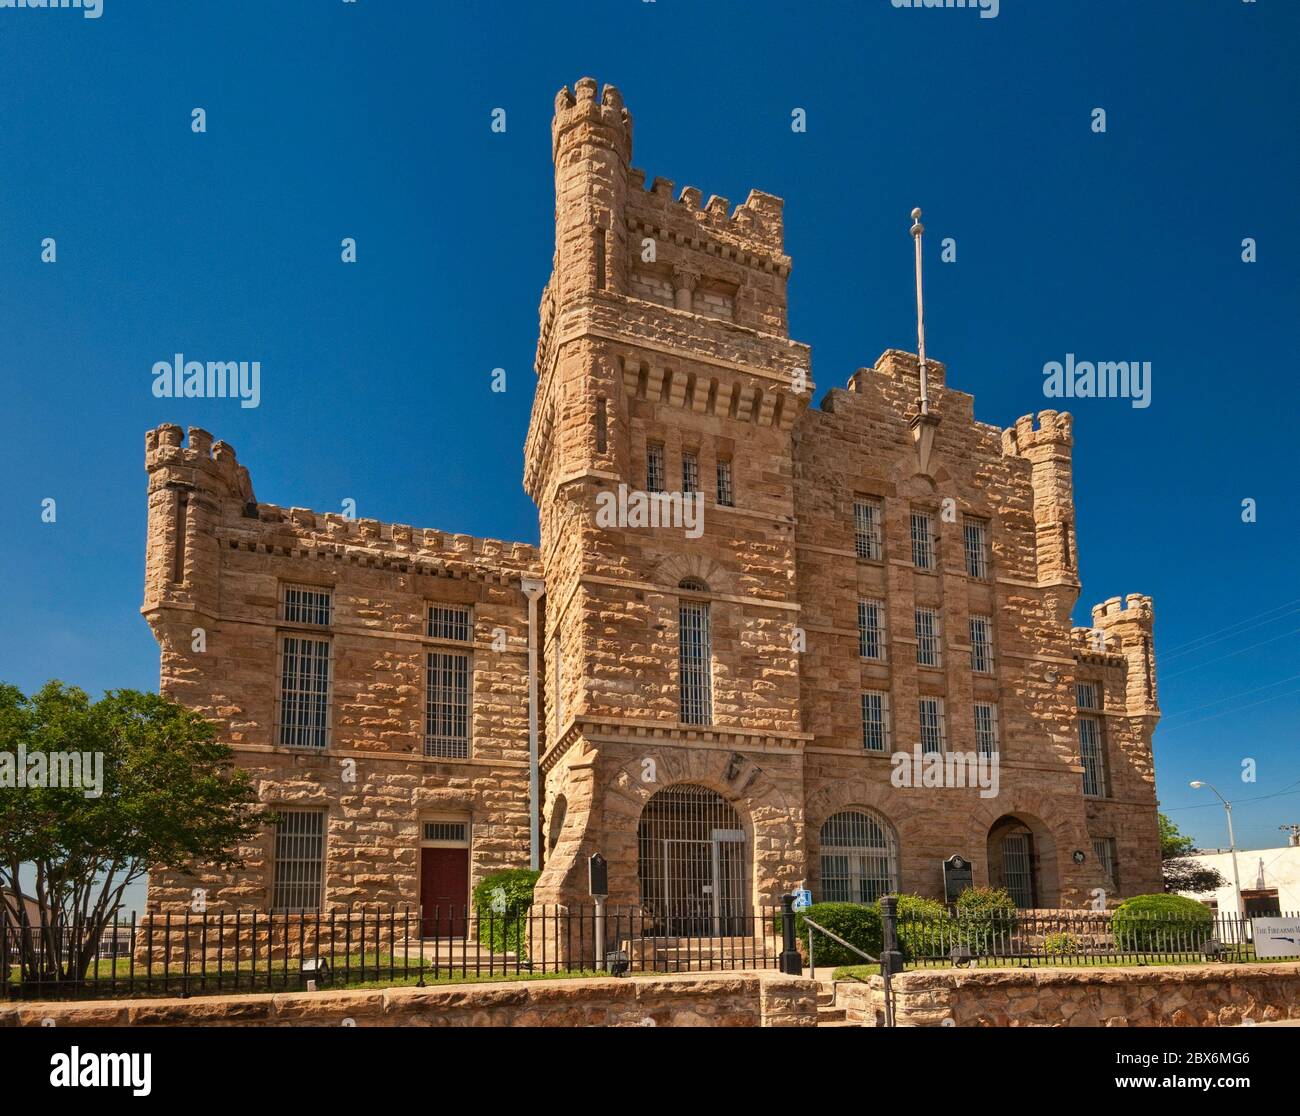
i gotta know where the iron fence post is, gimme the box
[879,894,901,1028]
[778,894,802,976]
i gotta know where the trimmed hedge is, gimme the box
[892,894,949,961]
[1112,893,1214,952]
[789,903,883,967]
[472,868,540,956]
[954,886,1019,952]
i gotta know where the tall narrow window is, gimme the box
[272,809,325,912]
[682,451,699,493]
[172,491,189,584]
[594,397,607,454]
[963,518,989,579]
[716,459,734,506]
[1092,837,1120,889]
[552,634,564,729]
[1077,683,1107,797]
[854,497,883,560]
[646,443,665,493]
[915,607,941,668]
[278,635,331,749]
[858,599,887,661]
[969,615,995,674]
[594,229,606,290]
[861,690,890,752]
[911,511,936,571]
[1062,520,1074,570]
[679,591,713,725]
[919,697,946,753]
[426,651,471,759]
[974,702,999,756]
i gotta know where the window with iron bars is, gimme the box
[861,690,890,752]
[424,821,468,843]
[1079,716,1108,797]
[853,497,883,560]
[646,444,665,493]
[679,599,713,725]
[426,651,471,759]
[964,518,989,579]
[858,599,886,660]
[272,809,325,912]
[819,810,898,904]
[915,607,941,668]
[974,701,999,756]
[919,697,946,753]
[682,451,700,493]
[427,603,472,642]
[278,636,331,749]
[1092,836,1120,889]
[716,459,734,507]
[911,511,936,571]
[1076,681,1101,710]
[970,615,995,673]
[281,584,332,626]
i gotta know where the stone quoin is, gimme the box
[141,78,1162,932]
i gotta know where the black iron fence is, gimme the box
[890,908,1300,968]
[1,904,785,1001]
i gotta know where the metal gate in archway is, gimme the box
[637,784,749,937]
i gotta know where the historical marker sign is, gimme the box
[588,852,608,898]
[942,855,973,903]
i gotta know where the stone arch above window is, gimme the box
[654,553,734,595]
[818,808,899,904]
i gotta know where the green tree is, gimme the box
[0,681,261,987]
[1157,810,1227,894]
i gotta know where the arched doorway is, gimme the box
[987,815,1046,908]
[637,784,748,936]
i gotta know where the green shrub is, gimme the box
[472,868,540,956]
[954,887,1018,953]
[890,894,949,962]
[1112,893,1214,952]
[1042,932,1081,957]
[787,903,883,967]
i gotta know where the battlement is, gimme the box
[1002,410,1074,456]
[1070,626,1127,659]
[146,423,255,504]
[552,77,632,163]
[848,349,949,397]
[1091,593,1156,627]
[627,167,786,258]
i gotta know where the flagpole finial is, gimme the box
[911,207,924,235]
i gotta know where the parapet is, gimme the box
[1002,410,1074,456]
[1091,594,1155,627]
[145,423,255,505]
[626,167,787,258]
[552,77,632,163]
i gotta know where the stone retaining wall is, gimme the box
[0,972,818,1029]
[836,963,1300,1027]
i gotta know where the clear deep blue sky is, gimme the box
[1,1,1297,863]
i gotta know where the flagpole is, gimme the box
[910,207,929,415]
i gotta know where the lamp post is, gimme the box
[1189,780,1244,919]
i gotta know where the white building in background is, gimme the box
[1179,843,1300,916]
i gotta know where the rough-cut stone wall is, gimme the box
[0,973,819,1028]
[836,964,1300,1028]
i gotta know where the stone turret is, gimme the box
[1003,410,1079,598]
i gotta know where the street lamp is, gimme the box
[1189,781,1244,919]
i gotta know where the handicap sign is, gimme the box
[792,888,813,911]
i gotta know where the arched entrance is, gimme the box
[987,814,1055,908]
[637,784,749,936]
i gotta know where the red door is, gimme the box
[421,847,469,937]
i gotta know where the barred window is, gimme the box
[853,497,883,560]
[915,607,941,668]
[423,821,468,844]
[919,697,946,754]
[427,603,472,642]
[682,452,700,493]
[272,810,325,912]
[426,651,471,759]
[858,599,886,661]
[964,518,989,579]
[1076,681,1101,710]
[282,584,332,626]
[970,615,995,674]
[974,702,999,756]
[646,444,665,493]
[820,810,898,904]
[1092,836,1119,888]
[911,511,936,571]
[716,459,734,507]
[1079,716,1107,797]
[278,636,331,749]
[679,598,713,725]
[861,690,890,752]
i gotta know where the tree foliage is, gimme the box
[1157,811,1227,895]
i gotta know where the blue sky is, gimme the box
[1,0,1297,885]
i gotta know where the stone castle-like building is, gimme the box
[142,79,1162,929]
